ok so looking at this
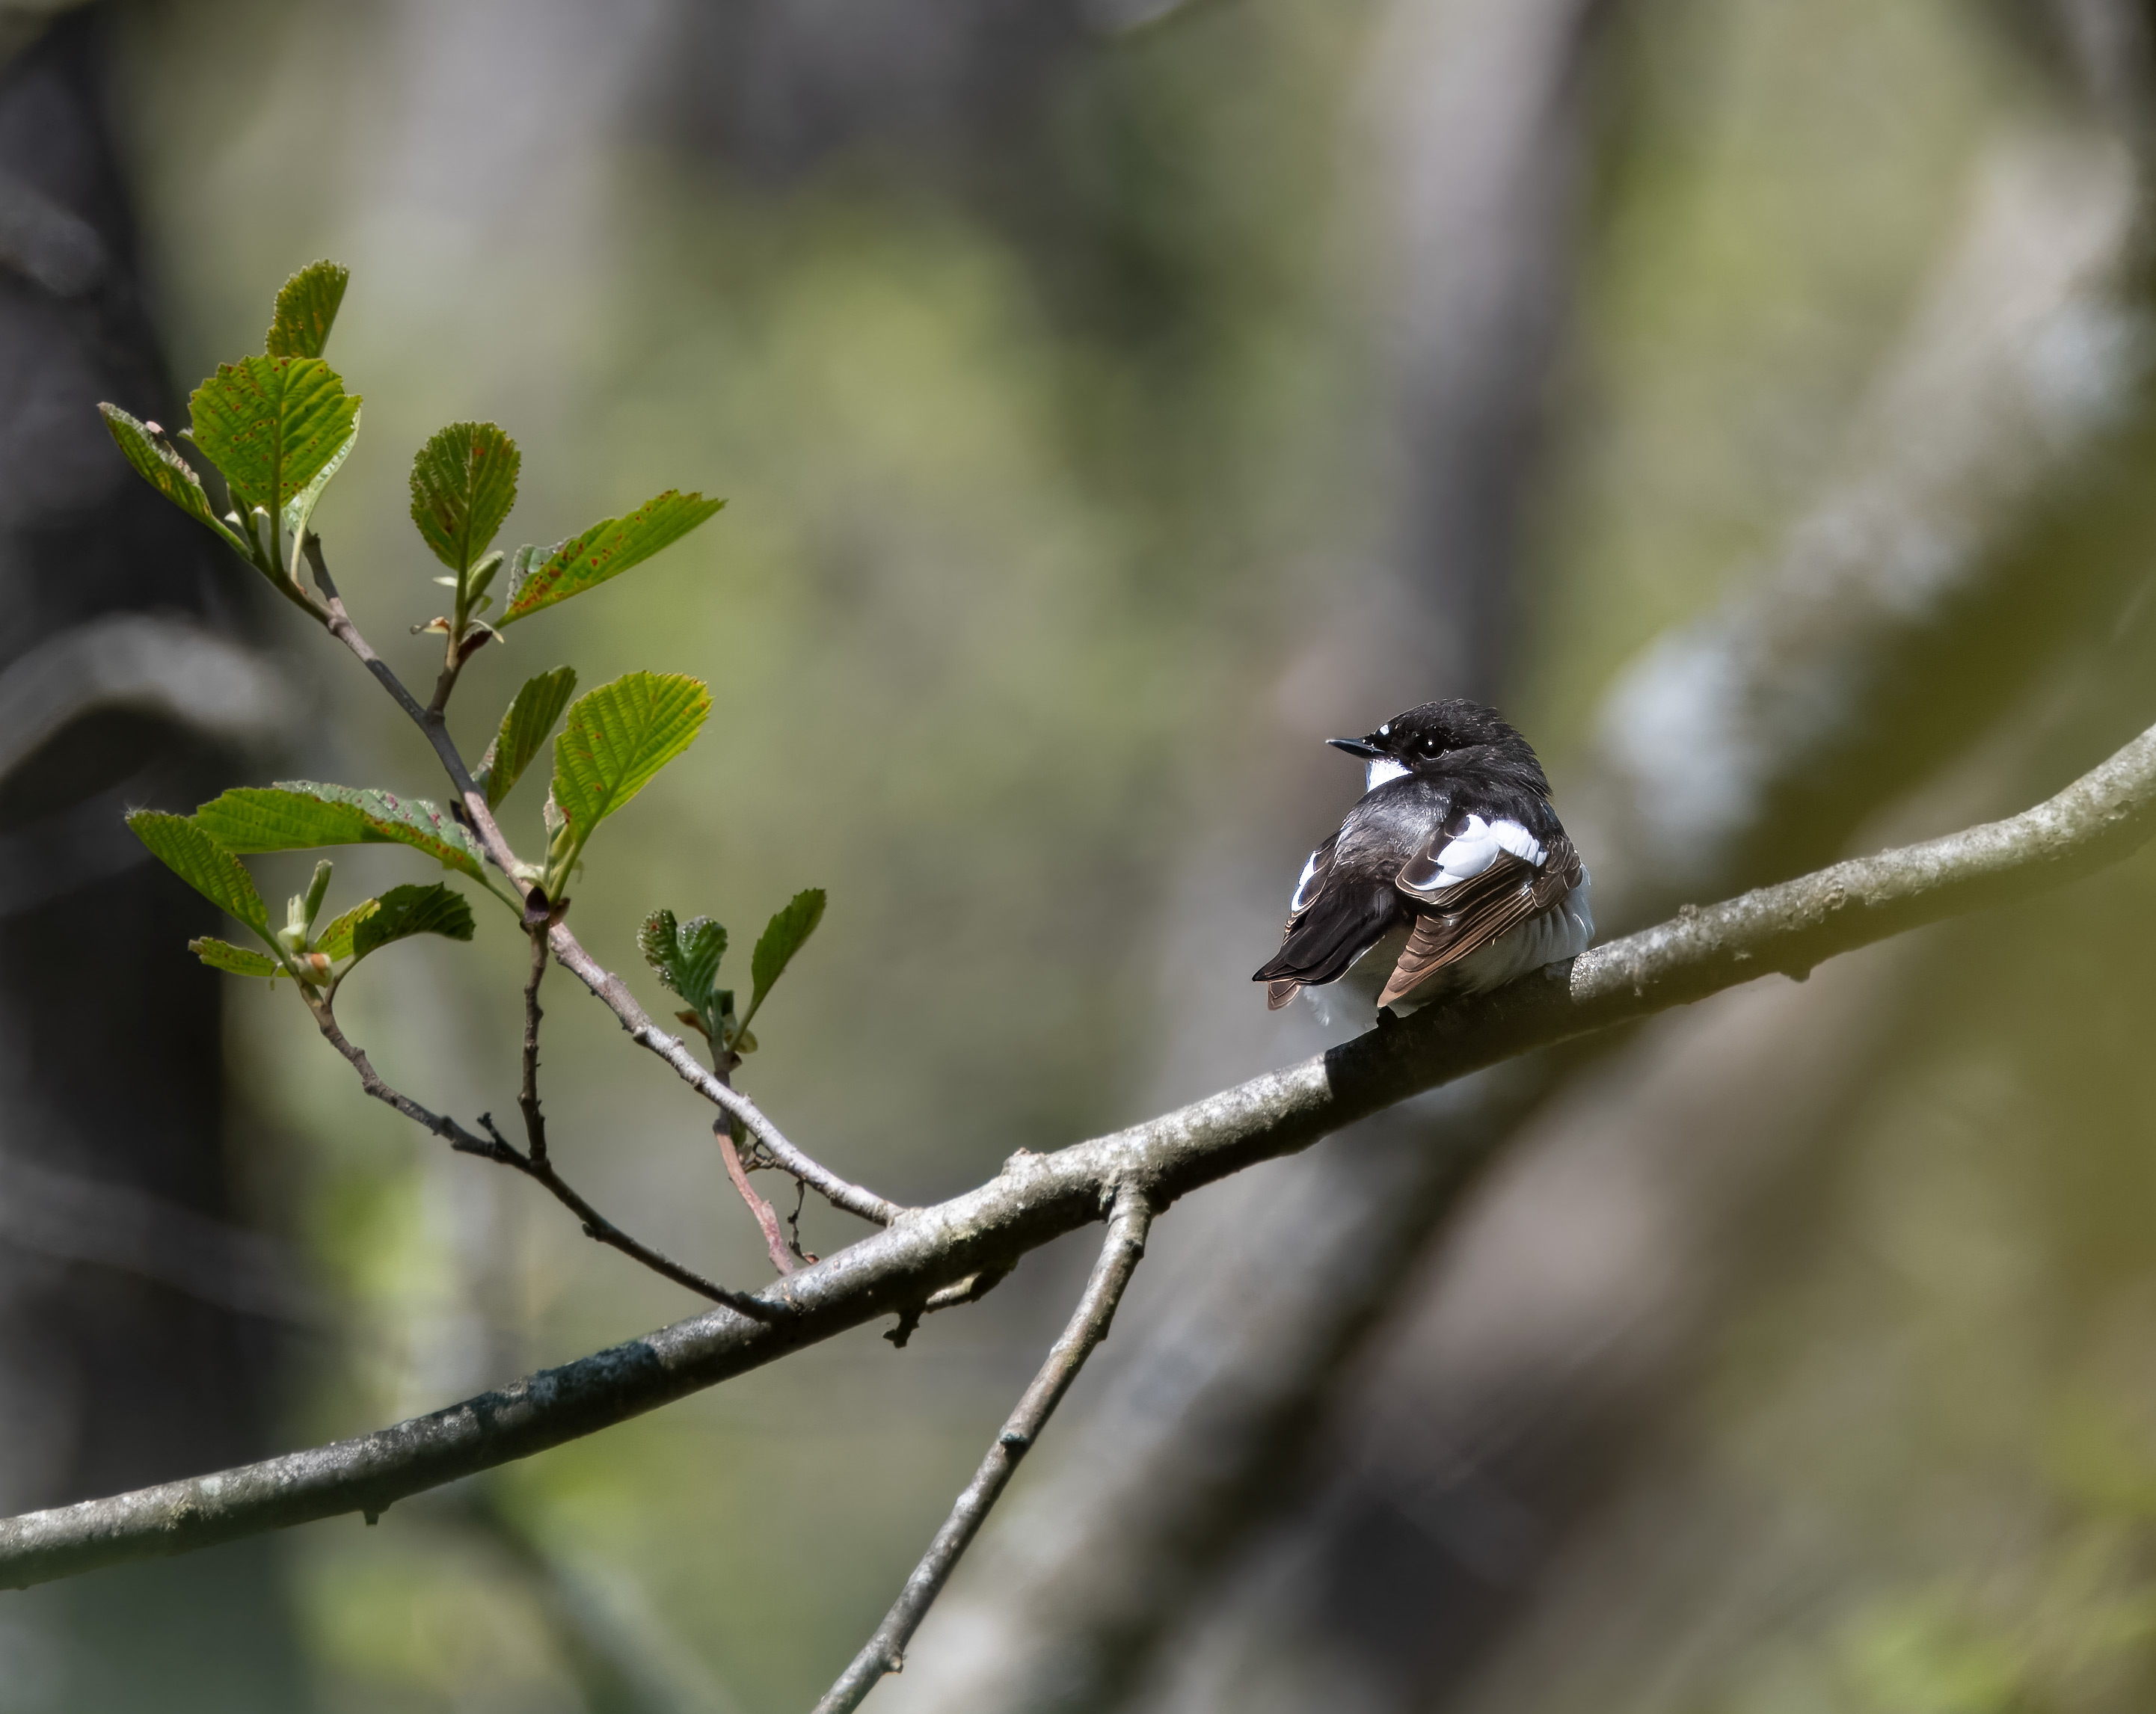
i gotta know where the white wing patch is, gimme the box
[1425,814,1547,888]
[1289,849,1323,914]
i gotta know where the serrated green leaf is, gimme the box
[498,489,724,625]
[265,260,349,360]
[410,421,520,574]
[188,936,280,977]
[195,781,487,881]
[280,414,359,563]
[550,675,711,873]
[357,883,475,956]
[311,898,373,962]
[476,666,576,811]
[316,883,476,967]
[746,888,826,1025]
[188,355,362,522]
[127,811,268,935]
[639,908,727,1010]
[99,405,253,559]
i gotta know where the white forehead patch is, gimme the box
[1364,756,1410,792]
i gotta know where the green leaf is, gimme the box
[187,355,362,521]
[265,259,349,360]
[188,936,280,978]
[639,908,727,1010]
[280,414,359,561]
[409,422,520,574]
[316,883,476,965]
[746,888,826,1025]
[195,781,488,881]
[126,811,268,936]
[356,884,475,956]
[498,489,724,625]
[475,666,576,811]
[310,899,372,962]
[550,673,711,868]
[99,405,252,559]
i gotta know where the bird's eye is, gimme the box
[1422,738,1440,755]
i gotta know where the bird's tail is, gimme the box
[1265,978,1300,1011]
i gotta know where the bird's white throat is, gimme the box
[1363,756,1410,792]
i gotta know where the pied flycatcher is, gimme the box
[1253,699,1594,1023]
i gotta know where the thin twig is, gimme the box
[301,532,902,1227]
[299,988,764,1315]
[716,1120,797,1276]
[786,1179,814,1268]
[520,927,549,1167]
[426,628,493,719]
[301,992,497,1155]
[546,924,904,1226]
[704,1037,810,1276]
[812,1191,1156,1714]
[304,535,522,876]
[475,1118,770,1317]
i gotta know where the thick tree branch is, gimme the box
[814,1193,1155,1714]
[4,714,2154,1590]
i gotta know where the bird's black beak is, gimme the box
[1327,736,1388,761]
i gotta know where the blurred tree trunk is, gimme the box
[0,9,301,1708]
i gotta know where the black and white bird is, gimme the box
[1254,699,1593,1023]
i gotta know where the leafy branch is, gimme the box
[100,261,873,1312]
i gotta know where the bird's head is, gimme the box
[1327,699,1549,795]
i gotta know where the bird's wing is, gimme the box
[1253,830,1398,1010]
[1284,831,1339,921]
[1381,827,1582,1006]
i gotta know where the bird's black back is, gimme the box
[1256,767,1564,990]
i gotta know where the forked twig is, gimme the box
[298,989,767,1316]
[472,1117,771,1318]
[545,926,904,1226]
[302,532,903,1229]
[811,1190,1156,1714]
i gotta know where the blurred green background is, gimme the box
[53,0,2156,1708]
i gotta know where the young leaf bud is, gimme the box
[464,548,505,602]
[301,859,334,934]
